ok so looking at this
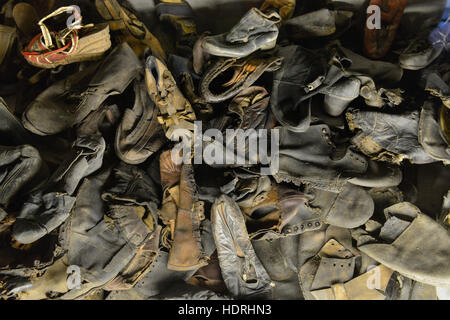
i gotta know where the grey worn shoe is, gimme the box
[201,8,281,58]
[12,136,104,244]
[305,183,374,229]
[355,202,450,287]
[322,77,361,117]
[58,165,160,299]
[212,195,273,299]
[0,145,42,209]
[49,135,106,195]
[101,162,161,210]
[22,43,141,136]
[285,9,338,40]
[399,37,444,71]
[270,45,346,132]
[332,43,404,84]
[271,125,368,192]
[103,224,161,292]
[347,108,438,164]
[251,233,303,299]
[12,191,76,244]
[401,22,448,72]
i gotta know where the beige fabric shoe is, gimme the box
[22,6,111,69]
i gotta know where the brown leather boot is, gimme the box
[158,150,182,239]
[168,164,208,271]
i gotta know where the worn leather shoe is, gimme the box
[271,125,368,192]
[22,42,141,136]
[201,8,281,59]
[212,195,273,299]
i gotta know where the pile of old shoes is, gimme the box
[0,0,449,301]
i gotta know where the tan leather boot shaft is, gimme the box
[159,150,182,191]
[168,164,207,271]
